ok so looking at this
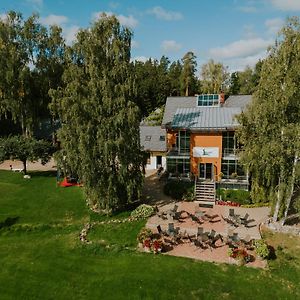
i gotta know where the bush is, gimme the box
[253,239,270,259]
[130,204,155,219]
[217,189,251,205]
[163,180,194,200]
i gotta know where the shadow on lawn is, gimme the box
[28,171,57,178]
[0,216,19,229]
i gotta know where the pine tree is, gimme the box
[180,51,198,96]
[51,14,144,211]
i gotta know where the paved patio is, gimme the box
[146,202,271,268]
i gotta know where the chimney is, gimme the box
[220,91,225,105]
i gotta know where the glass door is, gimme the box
[199,163,213,180]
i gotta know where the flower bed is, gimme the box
[228,248,252,265]
[137,228,163,254]
[216,200,241,207]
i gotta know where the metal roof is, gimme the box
[171,107,241,130]
[162,95,252,127]
[162,96,197,126]
[140,126,166,152]
[223,95,252,110]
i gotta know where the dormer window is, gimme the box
[197,94,219,107]
[145,135,151,141]
[159,136,165,141]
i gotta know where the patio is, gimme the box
[146,202,270,268]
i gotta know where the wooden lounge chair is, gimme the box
[194,238,208,250]
[221,215,239,228]
[240,213,249,222]
[196,227,204,238]
[190,214,204,224]
[209,229,216,239]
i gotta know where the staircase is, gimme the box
[195,179,216,208]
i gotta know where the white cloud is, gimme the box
[209,38,271,59]
[161,40,182,53]
[148,6,183,21]
[225,51,267,72]
[40,14,69,26]
[265,18,284,35]
[131,56,149,63]
[270,0,300,11]
[131,40,139,49]
[64,25,80,45]
[92,11,138,28]
[117,14,138,28]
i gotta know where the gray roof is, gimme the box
[171,107,241,130]
[223,95,252,110]
[162,96,197,126]
[140,126,166,152]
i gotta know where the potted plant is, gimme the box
[230,172,238,180]
[218,172,224,181]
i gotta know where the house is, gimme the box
[140,126,167,170]
[162,94,252,201]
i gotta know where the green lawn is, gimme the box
[0,170,300,299]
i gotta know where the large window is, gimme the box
[167,158,190,174]
[222,132,236,156]
[197,94,219,107]
[178,131,190,155]
[221,159,246,179]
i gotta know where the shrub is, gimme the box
[217,189,251,205]
[131,204,155,219]
[164,180,194,200]
[253,239,270,259]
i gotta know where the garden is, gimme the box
[1,170,300,299]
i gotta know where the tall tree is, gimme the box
[200,59,229,94]
[0,12,41,136]
[180,51,198,96]
[50,14,144,211]
[168,60,182,96]
[237,17,300,223]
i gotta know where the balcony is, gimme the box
[222,148,241,159]
[167,147,190,158]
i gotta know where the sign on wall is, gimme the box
[193,147,219,158]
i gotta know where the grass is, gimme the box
[1,170,300,299]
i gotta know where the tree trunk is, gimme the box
[22,160,27,175]
[185,85,189,96]
[282,153,298,225]
[273,176,283,222]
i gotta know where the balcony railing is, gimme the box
[222,148,243,158]
[167,147,190,157]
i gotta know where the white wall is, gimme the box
[145,154,166,170]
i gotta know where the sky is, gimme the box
[1,0,300,72]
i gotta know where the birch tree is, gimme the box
[50,14,144,211]
[237,17,300,222]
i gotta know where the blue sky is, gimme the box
[1,0,300,72]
